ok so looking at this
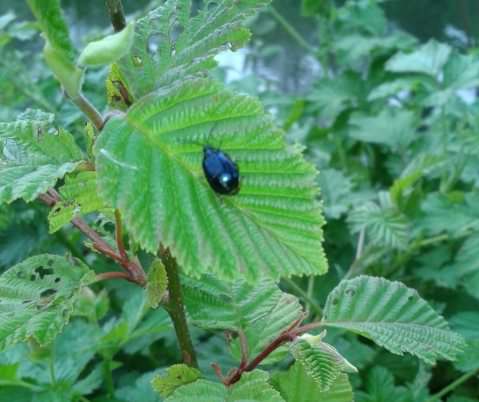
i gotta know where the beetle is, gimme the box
[202,145,240,195]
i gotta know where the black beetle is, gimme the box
[202,146,240,195]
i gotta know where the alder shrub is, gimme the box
[0,0,473,400]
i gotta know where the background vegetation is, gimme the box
[0,0,478,401]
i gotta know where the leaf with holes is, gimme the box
[151,364,201,398]
[95,78,326,280]
[48,172,111,233]
[0,254,95,351]
[183,274,303,358]
[322,276,465,365]
[0,109,84,205]
[272,363,353,402]
[117,0,271,98]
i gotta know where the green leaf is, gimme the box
[78,22,135,67]
[95,77,326,280]
[26,0,75,61]
[146,259,168,309]
[448,233,479,300]
[301,0,330,16]
[272,362,354,402]
[117,0,270,98]
[166,370,285,402]
[0,109,83,205]
[48,172,110,233]
[183,275,302,358]
[0,254,95,351]
[348,108,417,149]
[27,0,83,97]
[318,169,354,219]
[99,287,170,358]
[290,333,357,392]
[348,192,409,250]
[116,370,162,402]
[416,192,479,237]
[356,366,409,402]
[450,312,479,372]
[43,41,83,98]
[385,40,452,77]
[151,364,201,398]
[322,276,465,365]
[308,72,363,126]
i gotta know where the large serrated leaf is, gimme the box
[0,254,95,351]
[0,109,83,204]
[183,275,303,358]
[95,78,326,280]
[118,0,271,98]
[166,370,285,402]
[272,363,353,402]
[322,276,465,364]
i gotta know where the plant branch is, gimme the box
[72,93,105,131]
[39,189,146,286]
[221,316,322,386]
[106,0,127,32]
[160,246,199,368]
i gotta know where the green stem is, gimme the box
[106,0,127,32]
[73,93,104,131]
[102,359,114,396]
[426,370,478,402]
[284,278,323,318]
[48,356,56,385]
[160,247,199,368]
[269,6,316,53]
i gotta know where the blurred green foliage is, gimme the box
[0,0,478,400]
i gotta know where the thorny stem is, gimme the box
[106,0,127,32]
[39,189,146,286]
[160,247,199,368]
[221,316,322,386]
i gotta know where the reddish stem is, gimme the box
[96,271,133,282]
[39,188,146,286]
[221,316,322,386]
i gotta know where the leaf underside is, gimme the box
[323,276,465,364]
[95,78,326,280]
[183,274,303,356]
